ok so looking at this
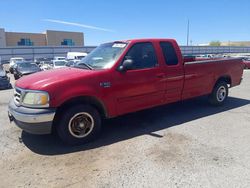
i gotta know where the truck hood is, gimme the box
[15,67,95,90]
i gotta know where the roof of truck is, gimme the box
[113,38,176,43]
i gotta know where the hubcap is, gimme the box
[216,86,226,102]
[68,112,94,138]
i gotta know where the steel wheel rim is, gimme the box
[216,86,226,102]
[68,112,94,138]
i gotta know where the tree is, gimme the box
[209,41,221,46]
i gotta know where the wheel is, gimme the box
[209,81,228,106]
[56,105,101,145]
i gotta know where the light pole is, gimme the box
[187,19,190,46]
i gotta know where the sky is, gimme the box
[0,0,250,46]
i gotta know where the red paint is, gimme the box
[243,60,250,69]
[15,39,244,118]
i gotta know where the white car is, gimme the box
[39,61,53,71]
[9,57,25,73]
[52,60,67,69]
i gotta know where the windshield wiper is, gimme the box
[75,62,93,70]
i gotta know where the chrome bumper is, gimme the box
[8,98,56,134]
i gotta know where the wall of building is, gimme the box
[0,28,6,47]
[46,30,84,46]
[0,29,84,47]
[5,32,47,46]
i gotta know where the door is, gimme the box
[159,41,184,103]
[112,42,166,115]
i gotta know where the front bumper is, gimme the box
[8,98,56,134]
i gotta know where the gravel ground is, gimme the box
[0,71,250,188]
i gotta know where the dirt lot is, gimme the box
[0,71,250,188]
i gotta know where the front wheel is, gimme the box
[209,81,228,106]
[56,105,101,145]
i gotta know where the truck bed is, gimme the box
[182,58,244,100]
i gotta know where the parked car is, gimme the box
[34,57,52,66]
[13,62,41,80]
[8,38,244,145]
[53,56,66,61]
[9,57,25,73]
[0,64,11,89]
[39,61,53,71]
[65,60,78,67]
[52,60,67,69]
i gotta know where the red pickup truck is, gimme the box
[8,39,244,144]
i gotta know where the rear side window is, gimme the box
[124,42,158,70]
[160,42,178,66]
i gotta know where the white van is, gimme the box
[67,52,87,61]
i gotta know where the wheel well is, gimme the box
[52,96,108,132]
[58,96,108,118]
[215,76,231,87]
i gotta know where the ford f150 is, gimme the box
[8,39,244,144]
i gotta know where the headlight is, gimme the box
[22,91,50,107]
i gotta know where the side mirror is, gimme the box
[118,59,133,72]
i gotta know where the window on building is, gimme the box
[17,38,34,46]
[61,39,75,46]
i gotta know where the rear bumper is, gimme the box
[8,98,56,134]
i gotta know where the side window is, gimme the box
[160,42,178,66]
[125,42,158,70]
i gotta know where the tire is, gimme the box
[56,104,101,145]
[209,81,228,106]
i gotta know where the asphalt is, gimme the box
[0,71,250,188]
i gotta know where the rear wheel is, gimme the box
[56,105,101,145]
[209,81,228,106]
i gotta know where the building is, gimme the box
[0,28,84,47]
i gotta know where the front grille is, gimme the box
[14,88,22,105]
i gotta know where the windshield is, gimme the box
[55,61,66,66]
[77,42,127,69]
[18,63,38,69]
